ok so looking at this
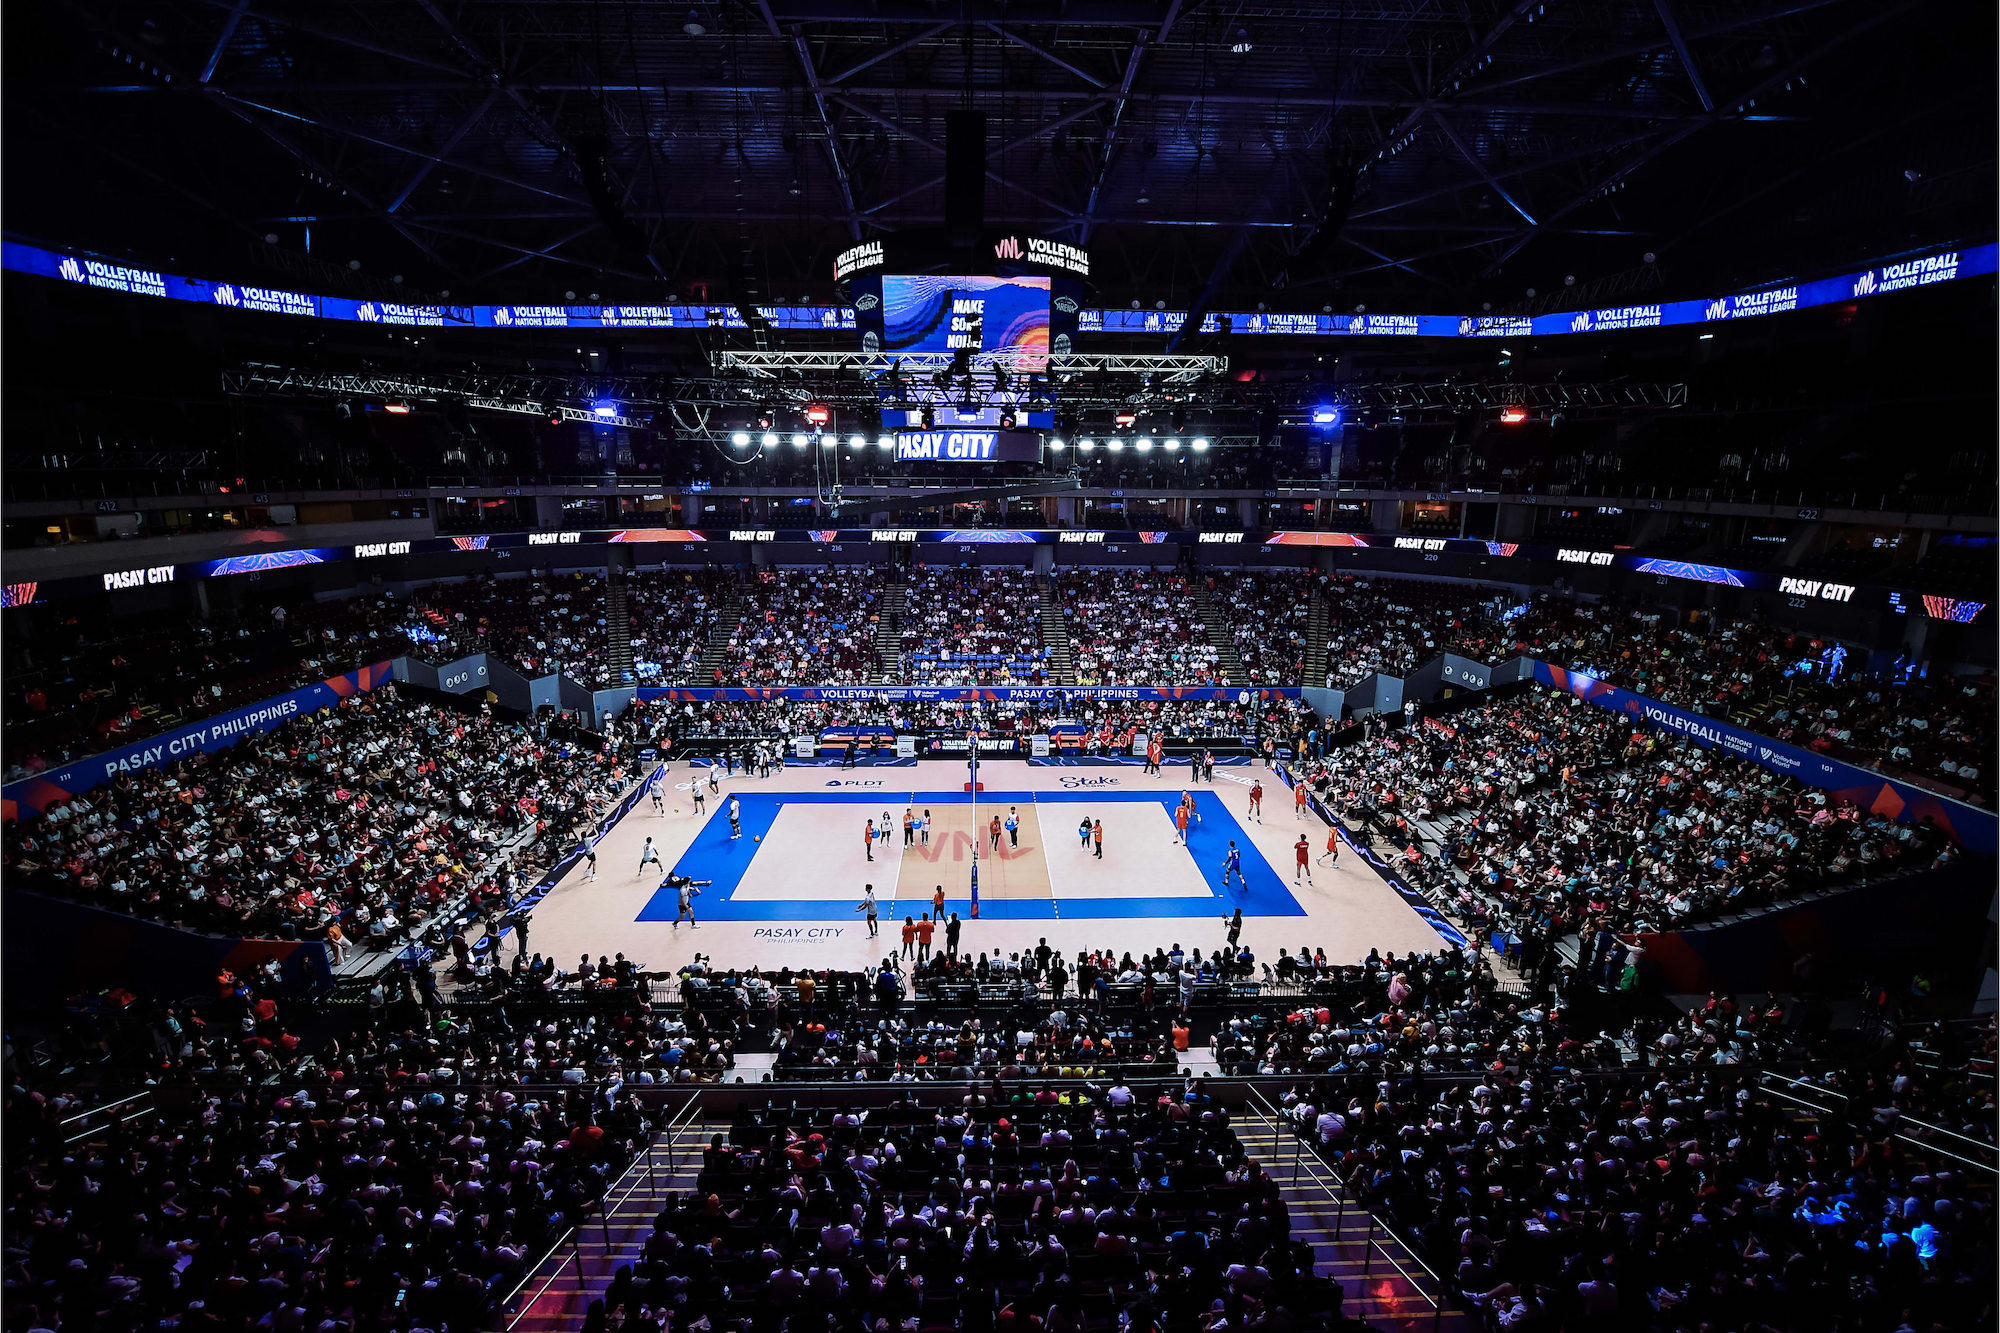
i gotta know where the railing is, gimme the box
[1241,1086,1450,1329]
[58,1090,157,1145]
[1754,1070,1999,1174]
[497,1092,703,1330]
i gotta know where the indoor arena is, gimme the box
[3,6,1996,1333]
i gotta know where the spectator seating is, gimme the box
[1305,692,1955,955]
[1322,576,1499,689]
[899,566,1047,684]
[3,684,628,940]
[1059,570,1222,685]
[624,568,731,684]
[1461,592,1997,801]
[1209,570,1312,685]
[714,567,884,686]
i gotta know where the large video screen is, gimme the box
[881,274,1050,366]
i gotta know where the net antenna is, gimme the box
[966,727,982,917]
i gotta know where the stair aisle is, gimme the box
[1305,586,1332,686]
[1192,585,1250,686]
[604,566,636,684]
[504,1111,726,1333]
[875,582,907,683]
[1038,579,1078,684]
[695,582,745,684]
[1235,1102,1464,1333]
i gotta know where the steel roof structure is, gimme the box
[6,0,1992,314]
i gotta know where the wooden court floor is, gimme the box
[518,760,1453,976]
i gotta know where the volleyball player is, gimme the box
[1221,840,1243,889]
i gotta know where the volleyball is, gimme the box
[754,834,762,842]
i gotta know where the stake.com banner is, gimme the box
[1533,661,1998,856]
[1,662,396,823]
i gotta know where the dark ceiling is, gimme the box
[7,0,1993,312]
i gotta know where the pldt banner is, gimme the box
[1,662,396,822]
[1534,661,1998,855]
[636,687,1303,703]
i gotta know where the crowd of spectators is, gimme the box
[12,564,1995,794]
[1276,1055,1992,1333]
[899,565,1047,683]
[1208,569,1313,684]
[624,567,731,684]
[767,983,1189,1082]
[2,968,666,1333]
[1,599,411,779]
[715,566,884,686]
[3,685,628,940]
[4,906,1992,1333]
[1059,570,1224,685]
[1459,592,1997,802]
[623,1082,1328,1333]
[1321,575,1500,689]
[1303,690,1955,947]
[627,693,1318,757]
[405,573,611,682]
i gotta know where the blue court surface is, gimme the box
[635,788,1307,922]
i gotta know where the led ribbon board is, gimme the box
[9,240,1990,339]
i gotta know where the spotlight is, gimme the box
[1078,440,1096,453]
[731,431,751,447]
[847,435,865,448]
[1135,438,1154,453]
[876,437,895,451]
[756,410,775,430]
[1499,407,1528,425]
[791,433,810,449]
[761,431,779,448]
[383,400,413,415]
[1310,404,1341,426]
[1107,440,1126,452]
[1191,438,1210,452]
[1163,437,1181,450]
[1114,410,1138,427]
[592,402,619,419]
[1000,408,1018,430]
[804,401,832,426]
[1048,438,1067,452]
[920,405,935,429]
[542,402,563,425]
